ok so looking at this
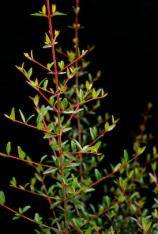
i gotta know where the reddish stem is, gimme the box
[0,203,53,230]
[5,117,55,135]
[73,151,143,197]
[10,185,55,201]
[73,0,84,181]
[39,174,62,231]
[45,1,68,232]
[0,152,52,169]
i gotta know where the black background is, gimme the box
[0,0,158,232]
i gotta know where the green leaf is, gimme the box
[63,108,84,114]
[71,177,81,190]
[34,213,43,224]
[72,218,82,229]
[108,227,115,234]
[104,122,116,132]
[94,168,102,180]
[149,173,157,183]
[123,149,129,162]
[12,214,21,220]
[45,33,51,45]
[85,228,93,234]
[127,170,134,180]
[104,196,111,207]
[42,80,48,90]
[85,188,95,193]
[19,109,26,123]
[113,163,122,172]
[153,209,158,219]
[71,140,77,152]
[54,30,60,41]
[82,145,90,152]
[17,146,26,160]
[47,62,54,70]
[26,114,35,123]
[92,88,97,98]
[53,11,67,17]
[142,217,152,232]
[27,68,33,78]
[0,191,6,205]
[43,167,57,175]
[10,177,17,187]
[72,139,82,150]
[34,173,42,182]
[151,162,157,172]
[90,141,101,153]
[58,60,64,70]
[33,95,39,106]
[89,127,97,140]
[137,146,146,155]
[62,127,72,133]
[6,141,11,155]
[18,207,23,214]
[67,50,76,62]
[22,205,31,213]
[61,98,68,110]
[78,89,84,102]
[31,12,44,17]
[65,66,77,79]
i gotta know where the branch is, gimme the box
[0,152,52,169]
[0,203,55,231]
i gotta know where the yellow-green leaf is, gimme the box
[23,53,30,59]
[42,5,46,15]
[17,146,26,160]
[45,33,51,45]
[10,107,15,120]
[54,30,60,39]
[52,4,56,14]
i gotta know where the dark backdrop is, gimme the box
[0,0,158,232]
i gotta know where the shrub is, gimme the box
[0,1,158,233]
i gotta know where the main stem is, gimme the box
[74,0,83,182]
[46,1,68,233]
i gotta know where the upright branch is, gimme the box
[46,0,59,91]
[45,0,68,232]
[74,0,83,182]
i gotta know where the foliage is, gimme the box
[0,1,158,233]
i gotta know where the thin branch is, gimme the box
[73,152,143,197]
[38,174,62,231]
[0,152,52,169]
[28,57,51,73]
[0,203,55,231]
[60,51,88,73]
[17,68,54,106]
[5,117,55,136]
[10,185,56,201]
